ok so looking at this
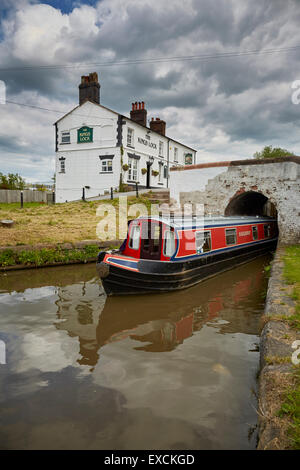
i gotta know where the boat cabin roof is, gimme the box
[134,215,276,230]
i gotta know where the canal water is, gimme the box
[0,255,272,450]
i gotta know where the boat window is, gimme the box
[129,225,140,250]
[264,224,271,238]
[163,230,176,257]
[196,231,211,253]
[226,228,236,245]
[152,225,160,253]
[252,226,258,240]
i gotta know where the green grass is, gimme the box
[279,246,300,448]
[0,245,102,267]
[278,367,300,449]
[283,246,300,330]
[0,202,46,210]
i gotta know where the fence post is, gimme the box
[135,183,139,198]
[82,187,85,202]
[110,187,113,200]
[52,190,55,204]
[20,191,23,208]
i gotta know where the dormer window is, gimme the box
[61,131,70,144]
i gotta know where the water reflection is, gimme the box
[0,256,271,449]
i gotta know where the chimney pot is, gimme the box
[79,72,100,105]
[150,116,166,136]
[130,100,147,127]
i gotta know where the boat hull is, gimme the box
[96,237,277,296]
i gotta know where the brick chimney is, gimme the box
[130,101,147,127]
[149,117,166,136]
[79,72,100,105]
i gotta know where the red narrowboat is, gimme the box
[96,215,278,295]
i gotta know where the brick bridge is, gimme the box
[169,156,300,244]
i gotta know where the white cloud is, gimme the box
[1,0,300,181]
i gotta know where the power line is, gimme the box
[5,100,116,120]
[0,45,299,72]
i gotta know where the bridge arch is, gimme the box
[170,157,300,243]
[225,190,277,218]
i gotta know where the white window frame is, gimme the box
[129,224,140,250]
[225,228,237,245]
[61,131,70,144]
[163,230,176,257]
[196,231,211,253]
[174,147,178,163]
[101,159,113,173]
[59,159,65,173]
[159,141,164,157]
[128,157,138,181]
[127,128,134,147]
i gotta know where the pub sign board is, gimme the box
[184,153,193,165]
[78,126,93,143]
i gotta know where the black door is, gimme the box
[146,162,151,189]
[140,220,162,260]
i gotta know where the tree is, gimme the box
[0,172,26,190]
[254,145,295,160]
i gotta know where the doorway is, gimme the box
[146,162,151,189]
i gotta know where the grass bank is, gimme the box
[282,245,300,330]
[0,244,120,269]
[280,246,300,448]
[0,195,157,247]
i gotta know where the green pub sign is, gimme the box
[77,126,93,143]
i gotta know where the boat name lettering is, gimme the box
[239,231,251,236]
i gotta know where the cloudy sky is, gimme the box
[0,0,300,183]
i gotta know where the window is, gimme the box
[128,157,138,181]
[152,225,160,253]
[159,141,164,157]
[174,147,178,162]
[196,231,211,253]
[163,230,176,257]
[264,224,271,238]
[252,226,258,240]
[101,159,113,173]
[59,158,65,173]
[159,164,163,182]
[129,225,140,250]
[127,128,134,147]
[61,131,70,144]
[226,228,236,245]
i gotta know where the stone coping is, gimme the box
[170,156,300,172]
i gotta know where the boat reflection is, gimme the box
[53,257,267,367]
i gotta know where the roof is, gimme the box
[54,99,197,152]
[135,215,276,229]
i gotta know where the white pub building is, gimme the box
[54,73,197,202]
